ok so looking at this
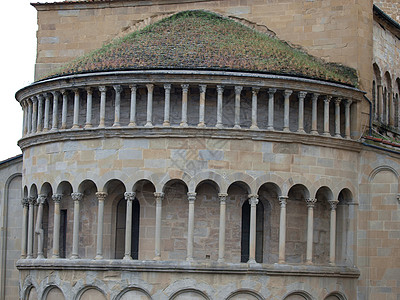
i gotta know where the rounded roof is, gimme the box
[46,10,358,86]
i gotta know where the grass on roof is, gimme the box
[46,10,358,86]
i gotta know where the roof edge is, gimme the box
[0,154,23,168]
[373,4,400,33]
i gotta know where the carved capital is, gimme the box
[217,85,224,94]
[312,93,319,101]
[234,86,243,95]
[51,91,59,98]
[324,95,332,103]
[98,86,107,93]
[154,192,164,200]
[95,192,108,202]
[284,89,293,98]
[37,94,44,102]
[218,193,228,203]
[85,87,92,94]
[298,91,307,100]
[328,199,339,210]
[146,84,154,93]
[52,194,62,203]
[248,194,259,206]
[28,196,36,206]
[252,87,260,94]
[306,198,317,208]
[199,84,207,94]
[268,88,277,95]
[335,97,342,105]
[37,194,47,205]
[113,85,122,93]
[129,84,137,92]
[181,84,189,92]
[60,89,67,96]
[187,192,196,203]
[71,192,83,202]
[21,198,29,207]
[124,192,136,202]
[278,196,288,207]
[345,99,353,107]
[73,88,80,95]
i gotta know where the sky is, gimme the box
[0,1,64,162]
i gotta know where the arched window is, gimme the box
[115,197,140,259]
[241,200,264,263]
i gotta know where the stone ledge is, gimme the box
[18,126,363,152]
[16,259,360,278]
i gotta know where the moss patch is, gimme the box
[45,10,358,86]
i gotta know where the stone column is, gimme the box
[35,195,46,259]
[51,91,59,131]
[311,93,319,135]
[267,88,276,130]
[27,99,32,134]
[22,101,27,136]
[43,93,51,131]
[154,192,164,260]
[283,90,292,132]
[113,85,122,127]
[72,89,80,129]
[21,198,29,258]
[218,193,228,262]
[297,91,307,133]
[345,100,352,139]
[377,84,383,122]
[328,200,339,265]
[248,194,259,263]
[234,86,243,129]
[305,198,317,264]
[334,98,342,137]
[180,84,189,127]
[61,90,68,129]
[186,192,196,261]
[27,196,36,259]
[145,84,154,127]
[389,91,394,126]
[124,192,136,260]
[198,85,207,127]
[99,86,107,128]
[163,84,171,126]
[85,88,93,128]
[216,85,224,128]
[52,194,62,259]
[70,192,83,259]
[323,96,331,136]
[37,94,44,132]
[32,96,38,133]
[251,87,259,129]
[278,196,288,263]
[95,192,108,259]
[129,85,137,126]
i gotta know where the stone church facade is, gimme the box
[0,1,399,300]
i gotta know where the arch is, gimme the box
[29,184,38,198]
[311,177,333,197]
[24,185,28,198]
[158,171,192,193]
[373,62,382,84]
[369,165,399,182]
[256,182,282,199]
[226,289,264,300]
[170,289,210,300]
[43,286,65,300]
[103,179,126,195]
[56,181,73,195]
[324,292,347,300]
[283,290,313,300]
[40,182,53,196]
[162,178,189,194]
[191,171,225,193]
[115,287,152,300]
[227,173,255,194]
[78,179,98,194]
[76,286,106,300]
[315,186,334,202]
[254,174,284,196]
[25,286,38,300]
[282,176,313,197]
[195,179,220,194]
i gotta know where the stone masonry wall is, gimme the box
[374,0,400,22]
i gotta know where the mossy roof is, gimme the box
[46,10,358,86]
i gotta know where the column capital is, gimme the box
[181,84,189,92]
[328,199,339,210]
[312,93,320,101]
[163,83,171,90]
[199,84,207,93]
[31,96,38,103]
[73,88,80,95]
[96,192,108,201]
[71,192,83,202]
[154,192,164,199]
[217,85,224,94]
[306,198,317,208]
[335,97,342,105]
[60,89,67,95]
[252,87,260,94]
[113,85,123,93]
[51,91,59,97]
[298,91,307,99]
[146,84,154,92]
[28,196,37,205]
[248,194,259,205]
[37,94,45,101]
[345,99,353,107]
[99,86,107,93]
[235,85,243,95]
[44,93,51,100]
[124,192,136,201]
[218,193,228,203]
[85,87,92,93]
[52,194,62,203]
[37,194,47,205]
[324,95,332,103]
[187,192,196,202]
[21,198,29,207]
[129,84,137,90]
[268,88,277,95]
[278,196,288,207]
[284,89,293,97]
